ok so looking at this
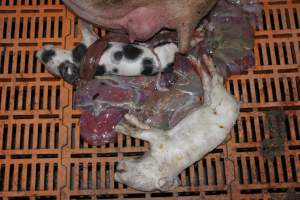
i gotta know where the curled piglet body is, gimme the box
[115,55,240,192]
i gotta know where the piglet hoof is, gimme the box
[188,54,223,103]
[202,55,223,85]
[188,55,211,90]
[189,55,223,84]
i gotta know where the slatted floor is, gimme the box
[0,0,299,199]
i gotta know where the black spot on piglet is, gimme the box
[112,68,119,74]
[113,51,123,61]
[123,44,143,60]
[41,49,56,64]
[72,43,87,64]
[95,65,106,76]
[141,58,157,76]
[58,61,80,85]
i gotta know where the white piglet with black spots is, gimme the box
[36,20,178,85]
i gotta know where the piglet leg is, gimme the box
[189,55,223,103]
[124,114,151,130]
[116,114,163,143]
[80,20,99,47]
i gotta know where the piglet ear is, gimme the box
[157,176,180,191]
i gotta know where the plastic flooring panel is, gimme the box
[0,0,299,199]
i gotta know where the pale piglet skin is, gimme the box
[115,55,240,192]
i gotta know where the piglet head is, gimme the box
[115,158,180,191]
[115,158,157,191]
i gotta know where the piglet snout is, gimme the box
[115,161,128,183]
[116,161,128,173]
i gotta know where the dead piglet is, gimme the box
[36,20,178,85]
[115,55,240,192]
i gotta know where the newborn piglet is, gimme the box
[115,55,240,192]
[36,20,178,85]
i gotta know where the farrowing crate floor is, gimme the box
[0,0,299,199]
